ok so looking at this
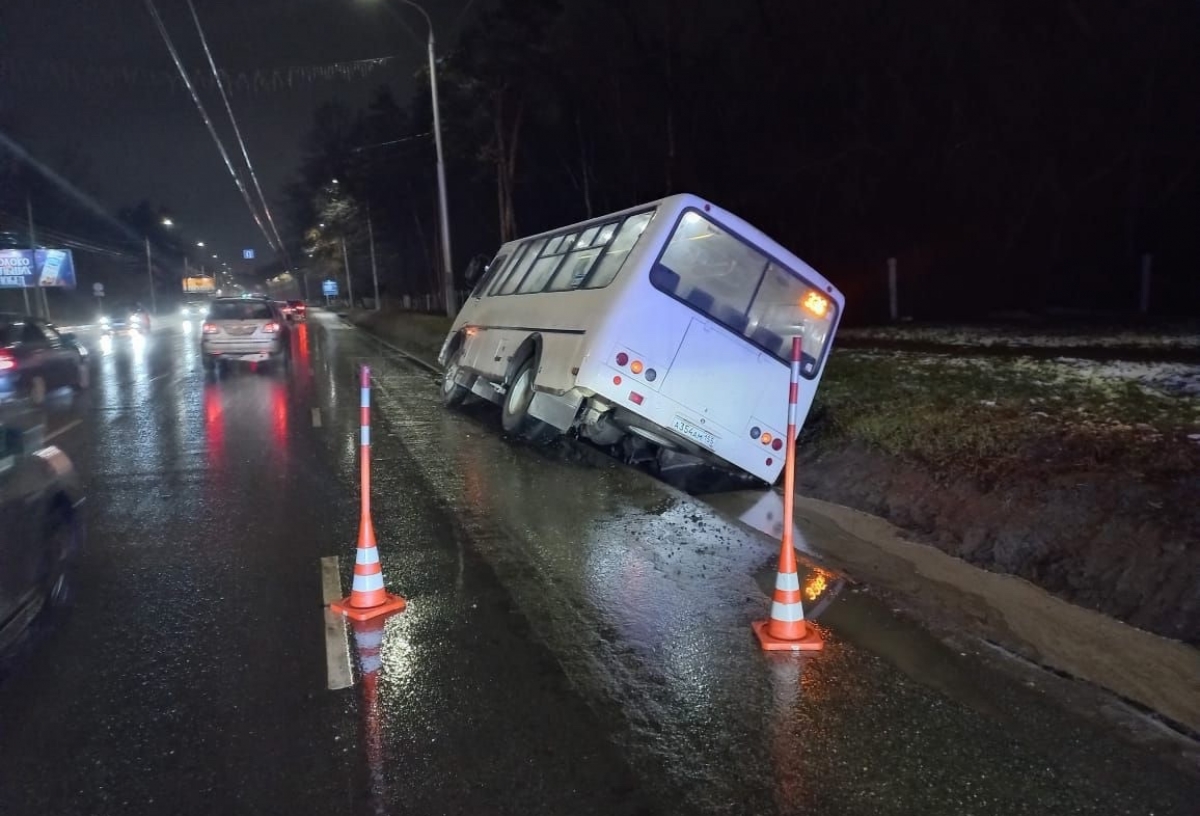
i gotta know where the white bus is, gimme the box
[438,193,844,484]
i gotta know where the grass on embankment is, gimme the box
[811,350,1200,479]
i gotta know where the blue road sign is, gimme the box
[243,248,255,260]
[322,279,338,296]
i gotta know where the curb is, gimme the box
[341,316,443,375]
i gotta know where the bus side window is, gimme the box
[518,232,577,293]
[582,212,652,289]
[496,238,546,295]
[546,221,617,291]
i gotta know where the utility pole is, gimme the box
[27,196,46,319]
[367,203,380,311]
[394,1,455,317]
[887,257,899,322]
[1139,253,1153,316]
[427,27,455,318]
[145,237,157,314]
[341,237,354,308]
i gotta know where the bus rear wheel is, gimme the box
[501,359,555,443]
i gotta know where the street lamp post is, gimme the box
[145,237,157,315]
[380,0,456,317]
[367,202,381,310]
[341,237,355,308]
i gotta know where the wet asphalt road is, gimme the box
[0,313,1196,816]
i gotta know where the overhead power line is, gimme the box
[142,0,278,254]
[186,0,289,268]
[0,55,401,95]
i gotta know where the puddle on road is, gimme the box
[724,490,1009,722]
[711,488,1200,748]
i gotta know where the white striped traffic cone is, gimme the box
[753,337,823,651]
[331,365,406,621]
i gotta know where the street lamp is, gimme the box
[145,216,177,314]
[197,241,205,248]
[368,0,455,317]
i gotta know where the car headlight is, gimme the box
[99,316,111,325]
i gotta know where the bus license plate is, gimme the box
[672,416,715,449]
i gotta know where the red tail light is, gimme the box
[0,350,15,371]
[202,322,220,334]
[261,321,281,334]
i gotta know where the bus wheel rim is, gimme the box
[510,367,532,413]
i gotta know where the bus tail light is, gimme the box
[615,352,629,367]
[760,432,773,445]
[645,368,657,382]
[629,392,644,405]
[0,350,14,371]
[771,438,783,451]
[630,360,644,375]
[613,375,622,385]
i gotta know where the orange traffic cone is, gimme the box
[752,537,823,651]
[753,336,823,651]
[331,365,406,621]
[331,513,406,620]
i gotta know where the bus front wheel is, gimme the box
[502,359,555,443]
[441,347,471,408]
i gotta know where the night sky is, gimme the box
[2,0,474,268]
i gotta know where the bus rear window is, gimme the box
[652,210,836,374]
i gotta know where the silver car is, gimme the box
[200,297,289,371]
[0,417,84,658]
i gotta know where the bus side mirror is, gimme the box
[464,254,491,286]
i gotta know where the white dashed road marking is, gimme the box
[320,556,353,691]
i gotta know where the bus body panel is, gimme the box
[576,293,807,483]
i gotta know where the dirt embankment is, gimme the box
[796,441,1200,645]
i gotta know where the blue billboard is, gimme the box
[0,249,77,289]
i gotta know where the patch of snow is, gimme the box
[1052,358,1200,398]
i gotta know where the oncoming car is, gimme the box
[99,304,151,337]
[200,297,289,371]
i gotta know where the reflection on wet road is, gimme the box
[0,313,1195,816]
